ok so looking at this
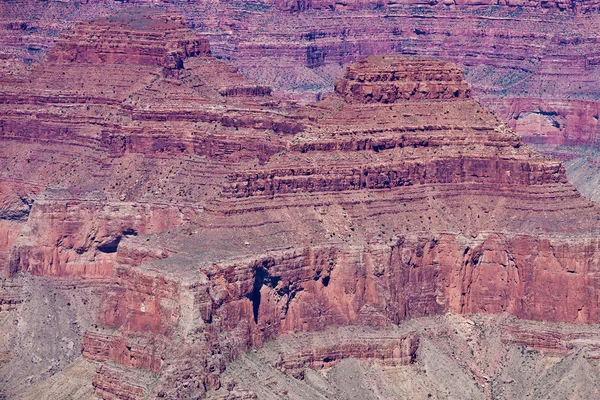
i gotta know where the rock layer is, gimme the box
[4,1,600,157]
[334,55,470,103]
[3,9,600,400]
[206,315,600,399]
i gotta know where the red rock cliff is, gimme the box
[4,10,600,400]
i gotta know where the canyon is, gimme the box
[5,0,600,205]
[2,4,600,400]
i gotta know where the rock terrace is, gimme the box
[2,8,600,400]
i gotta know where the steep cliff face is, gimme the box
[4,9,600,400]
[0,11,285,397]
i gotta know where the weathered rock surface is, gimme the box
[4,0,600,164]
[177,0,600,146]
[334,56,470,103]
[207,314,600,400]
[4,8,600,400]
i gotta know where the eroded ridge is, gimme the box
[3,10,600,400]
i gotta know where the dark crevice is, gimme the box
[123,228,138,236]
[283,288,299,315]
[246,265,280,324]
[97,236,121,254]
[97,229,137,254]
[538,110,559,117]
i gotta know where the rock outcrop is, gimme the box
[4,1,600,158]
[334,55,470,103]
[47,12,210,67]
[4,8,600,400]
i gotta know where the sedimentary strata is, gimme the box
[3,9,600,400]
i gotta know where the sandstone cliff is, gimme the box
[4,9,600,400]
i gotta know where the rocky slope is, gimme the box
[4,8,600,400]
[2,1,600,146]
[5,0,600,204]
[207,314,600,400]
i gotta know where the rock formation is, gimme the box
[3,1,600,159]
[207,314,600,399]
[4,7,600,400]
[334,56,470,103]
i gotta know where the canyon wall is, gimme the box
[3,0,600,149]
[3,8,600,400]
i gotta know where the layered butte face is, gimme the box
[4,0,600,203]
[333,56,471,103]
[4,8,600,400]
[3,1,600,144]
